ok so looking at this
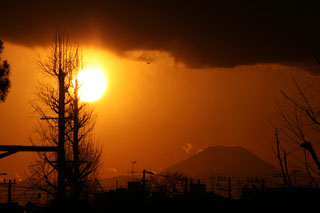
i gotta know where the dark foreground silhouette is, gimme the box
[1,187,319,213]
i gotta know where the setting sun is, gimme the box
[76,67,107,102]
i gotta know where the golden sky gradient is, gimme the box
[1,41,320,180]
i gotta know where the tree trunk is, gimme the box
[73,78,80,200]
[275,129,289,187]
[57,68,66,201]
[300,141,320,172]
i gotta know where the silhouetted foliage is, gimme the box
[0,40,10,102]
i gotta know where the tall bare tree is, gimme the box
[30,31,76,200]
[30,31,101,201]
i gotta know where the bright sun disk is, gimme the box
[76,67,107,102]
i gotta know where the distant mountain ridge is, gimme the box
[166,145,278,178]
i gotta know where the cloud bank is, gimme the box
[1,1,320,71]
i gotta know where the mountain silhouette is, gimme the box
[166,146,278,177]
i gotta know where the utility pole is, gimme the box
[8,179,12,204]
[131,161,136,181]
[210,177,214,193]
[142,169,146,196]
[228,177,232,199]
[261,179,265,191]
[184,178,188,195]
[141,169,154,198]
[6,179,15,204]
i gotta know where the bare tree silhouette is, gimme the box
[29,31,101,201]
[29,31,75,200]
[273,76,320,187]
[66,60,102,200]
[150,172,187,197]
[0,40,10,102]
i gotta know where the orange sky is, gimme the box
[1,42,320,180]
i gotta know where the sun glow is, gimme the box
[76,67,107,102]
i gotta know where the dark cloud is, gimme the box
[1,0,320,70]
